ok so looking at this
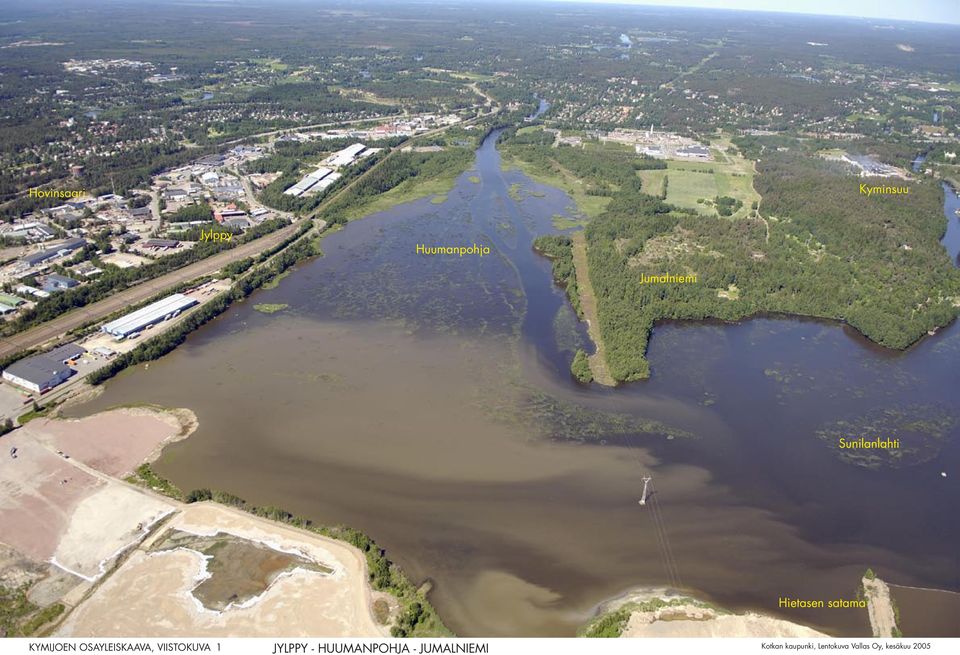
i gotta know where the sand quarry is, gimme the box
[57,503,387,637]
[0,409,182,581]
[0,407,386,637]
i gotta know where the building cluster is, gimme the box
[601,127,713,161]
[277,113,461,145]
[154,146,274,234]
[62,59,153,75]
[0,192,146,311]
[8,238,88,280]
[283,167,342,198]
[0,288,208,396]
[1,142,269,319]
[282,143,379,198]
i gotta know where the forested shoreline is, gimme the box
[513,137,960,382]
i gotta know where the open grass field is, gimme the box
[251,58,288,72]
[638,149,759,220]
[637,168,667,196]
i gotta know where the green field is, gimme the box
[638,156,759,219]
[516,125,543,137]
[552,214,587,230]
[637,168,667,196]
[251,57,289,72]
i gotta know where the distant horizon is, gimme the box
[6,0,959,27]
[536,0,960,26]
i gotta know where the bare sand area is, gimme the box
[57,503,388,637]
[25,406,197,478]
[589,589,828,638]
[622,604,829,638]
[52,484,172,580]
[0,412,176,581]
[862,575,897,637]
[0,431,101,564]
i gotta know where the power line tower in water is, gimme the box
[638,476,652,506]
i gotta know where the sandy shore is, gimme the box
[863,575,897,637]
[1,406,189,588]
[571,232,615,386]
[24,406,198,478]
[0,431,102,564]
[622,603,829,637]
[57,503,388,637]
[588,588,828,638]
[52,485,173,581]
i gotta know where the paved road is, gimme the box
[0,222,300,360]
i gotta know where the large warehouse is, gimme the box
[101,293,198,340]
[2,343,86,393]
[325,143,368,168]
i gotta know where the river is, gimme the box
[70,131,960,637]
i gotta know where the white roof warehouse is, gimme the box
[101,293,199,339]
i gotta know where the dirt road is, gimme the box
[571,232,615,386]
[0,222,299,360]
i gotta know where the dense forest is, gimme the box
[516,143,960,382]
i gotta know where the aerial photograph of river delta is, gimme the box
[0,0,958,648]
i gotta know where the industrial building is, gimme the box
[0,294,26,307]
[142,238,180,250]
[2,343,86,393]
[20,237,88,268]
[101,293,198,340]
[325,143,368,168]
[283,166,336,197]
[282,178,316,197]
[675,145,711,159]
[15,284,50,299]
[312,171,341,192]
[214,209,248,223]
[43,274,80,292]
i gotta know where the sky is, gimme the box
[544,0,960,25]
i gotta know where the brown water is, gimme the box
[889,585,960,637]
[71,131,960,636]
